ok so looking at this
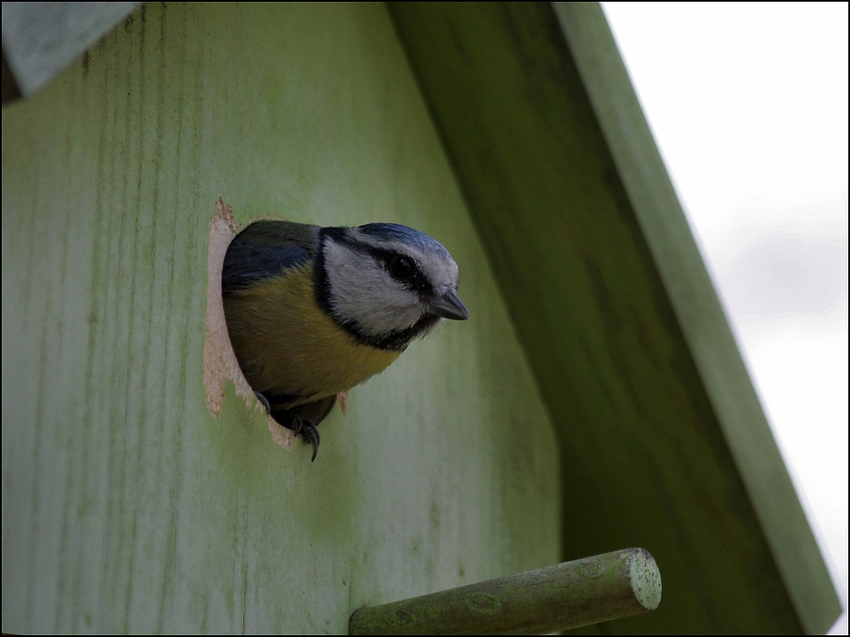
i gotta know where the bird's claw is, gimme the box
[254,391,272,413]
[291,416,320,462]
[255,393,321,461]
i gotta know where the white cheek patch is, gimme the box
[323,241,424,336]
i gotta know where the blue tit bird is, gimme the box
[222,220,469,461]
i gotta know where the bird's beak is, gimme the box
[427,289,470,321]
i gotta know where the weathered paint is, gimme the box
[1,4,559,633]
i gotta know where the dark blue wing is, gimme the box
[222,221,320,293]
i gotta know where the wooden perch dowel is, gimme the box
[349,547,661,635]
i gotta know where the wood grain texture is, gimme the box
[1,4,559,633]
[389,2,838,633]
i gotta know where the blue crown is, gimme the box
[358,223,449,256]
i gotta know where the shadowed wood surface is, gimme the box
[389,2,839,634]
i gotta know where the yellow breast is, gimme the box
[224,264,401,407]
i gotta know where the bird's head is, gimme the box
[316,223,469,351]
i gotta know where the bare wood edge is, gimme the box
[202,198,296,449]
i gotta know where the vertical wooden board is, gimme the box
[1,3,559,633]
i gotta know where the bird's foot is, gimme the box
[254,391,321,461]
[291,416,320,462]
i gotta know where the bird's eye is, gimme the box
[389,255,415,280]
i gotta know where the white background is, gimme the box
[602,3,848,633]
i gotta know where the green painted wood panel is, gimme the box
[389,2,839,634]
[552,5,842,633]
[1,3,559,633]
